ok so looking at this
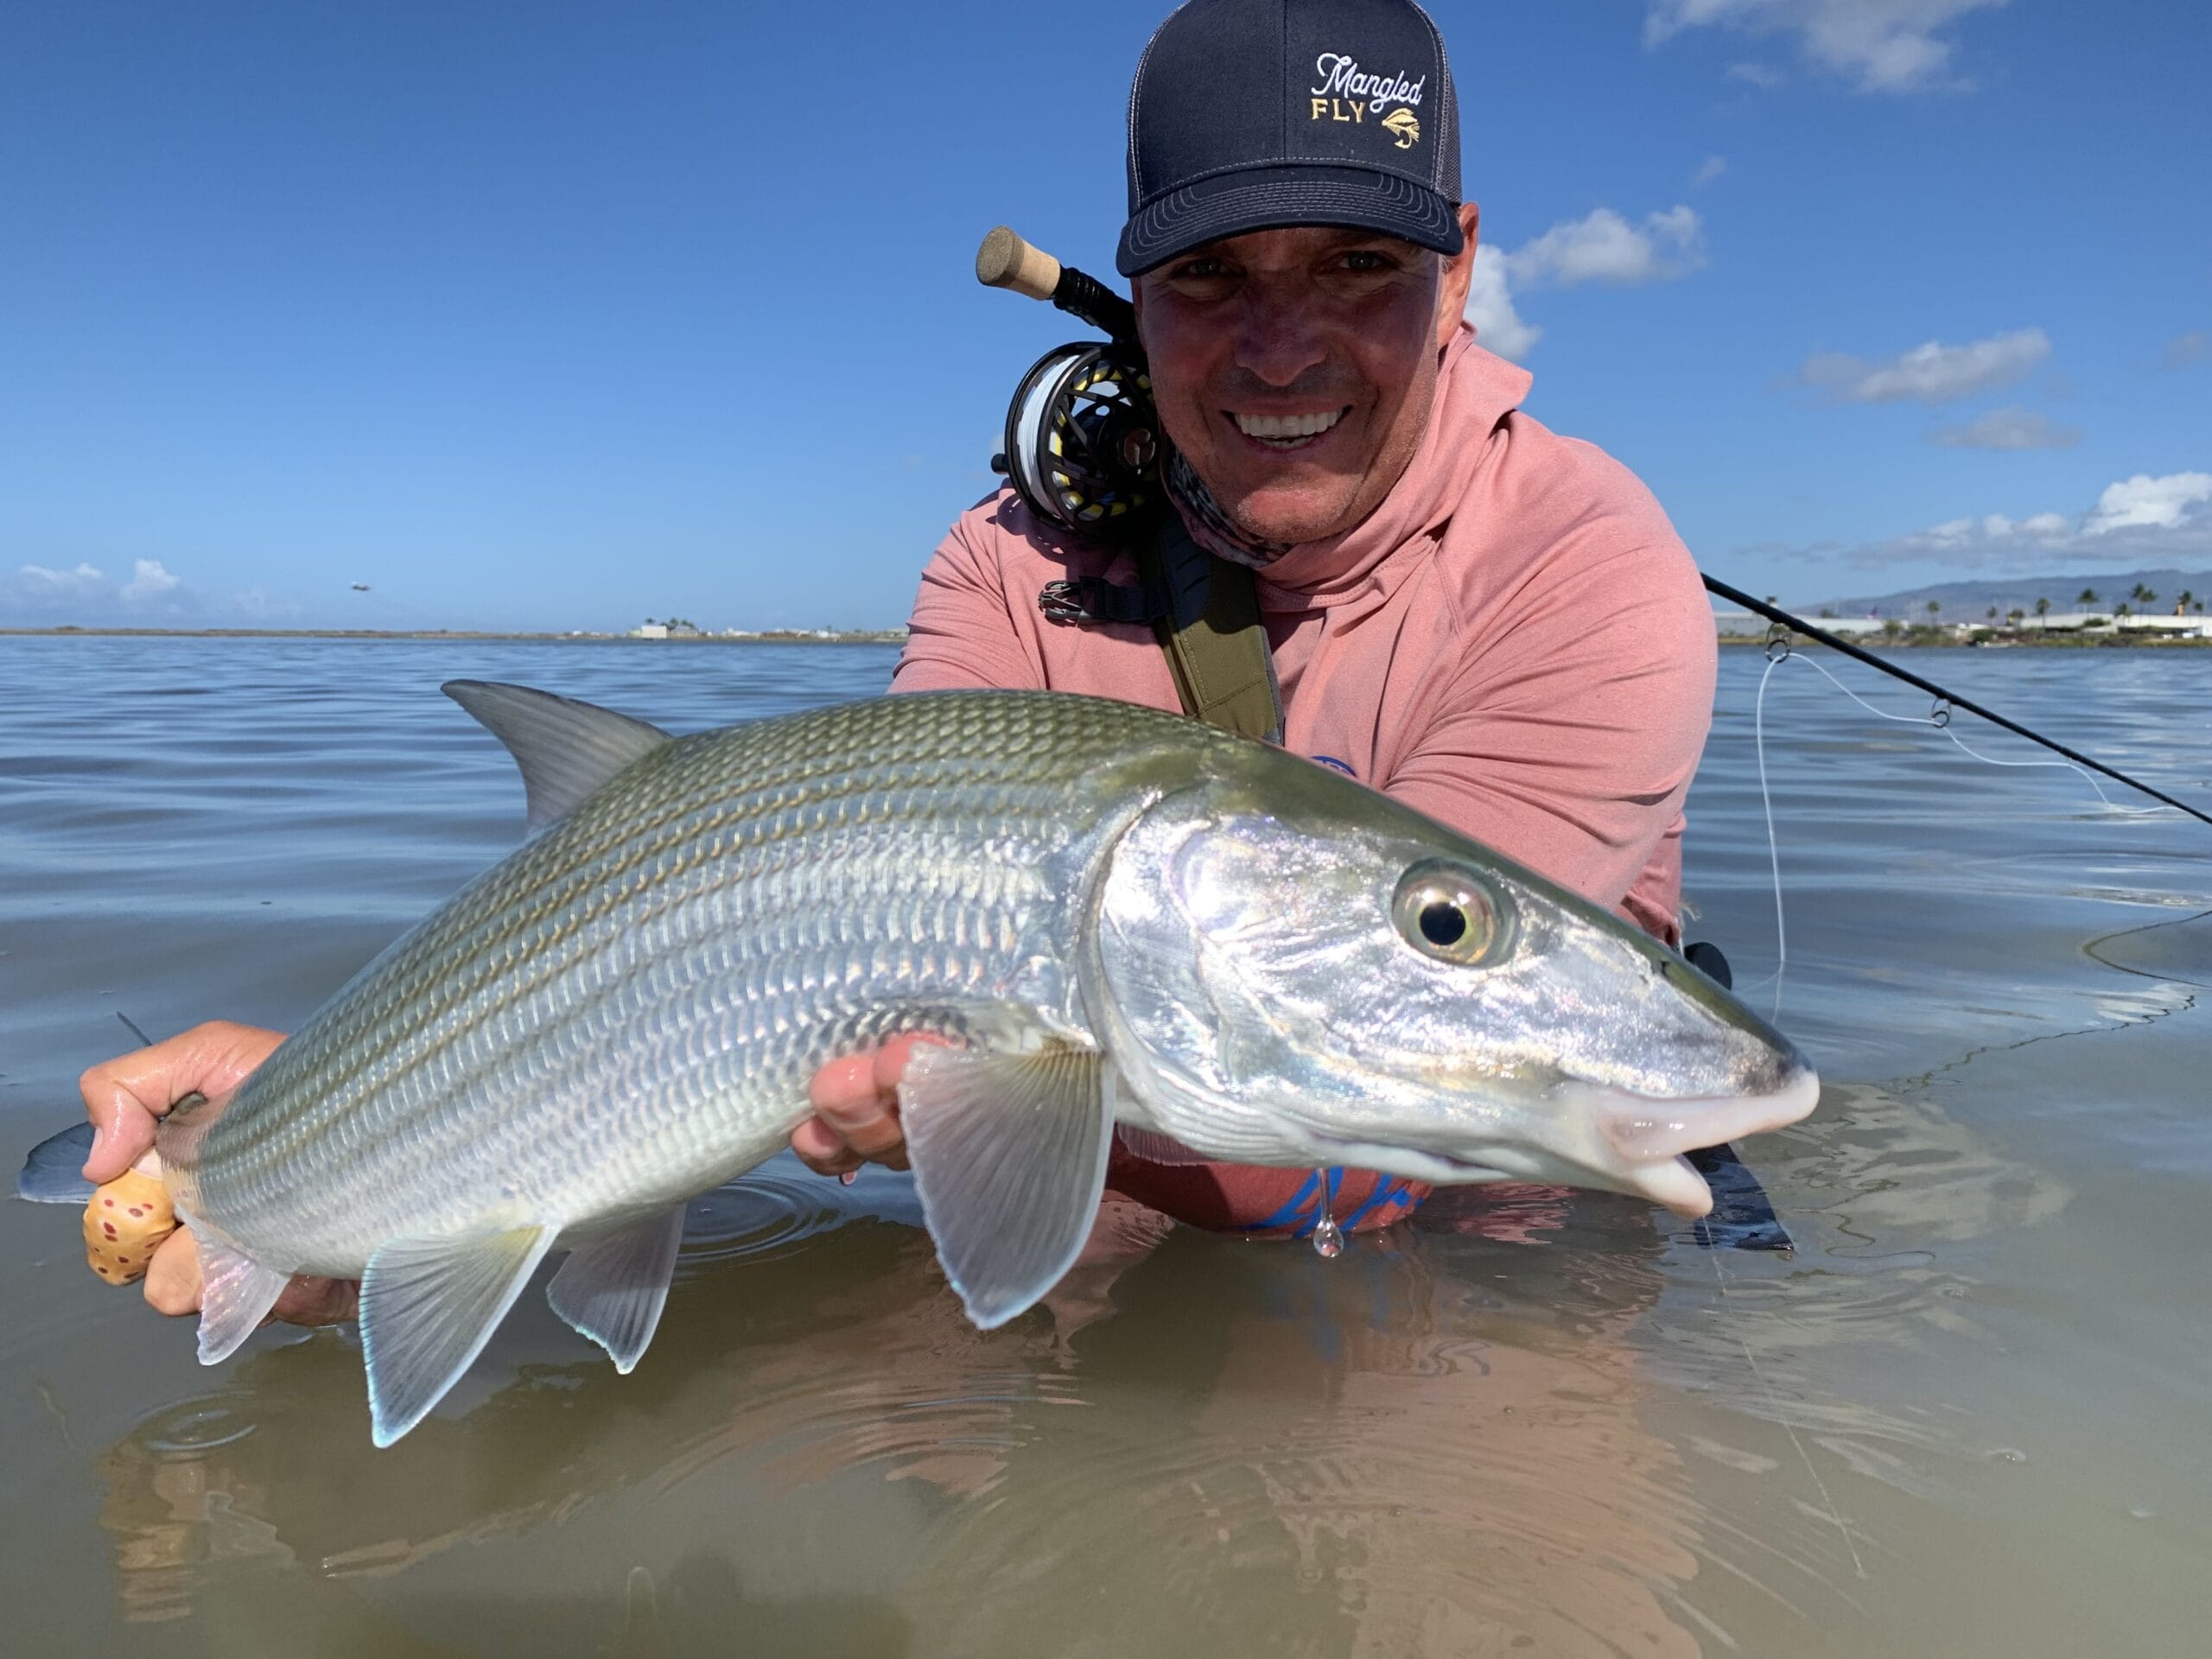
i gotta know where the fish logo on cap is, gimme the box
[1381,107,1420,149]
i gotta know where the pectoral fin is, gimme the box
[359,1225,554,1447]
[899,1042,1114,1330]
[546,1207,685,1373]
[195,1236,289,1363]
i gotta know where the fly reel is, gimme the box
[996,340,1160,537]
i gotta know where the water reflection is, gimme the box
[90,1179,1719,1657]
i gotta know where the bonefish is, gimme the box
[21,683,1817,1445]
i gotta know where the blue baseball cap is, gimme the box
[1116,0,1464,277]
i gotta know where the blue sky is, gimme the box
[2,0,2205,632]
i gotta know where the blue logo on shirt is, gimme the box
[1311,754,1356,777]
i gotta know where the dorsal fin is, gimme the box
[442,681,671,833]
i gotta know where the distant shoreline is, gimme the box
[1720,632,2212,650]
[0,627,907,645]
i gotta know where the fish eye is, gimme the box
[1391,862,1511,966]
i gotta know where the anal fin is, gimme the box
[900,1041,1114,1330]
[359,1225,554,1447]
[196,1236,290,1363]
[547,1207,685,1373]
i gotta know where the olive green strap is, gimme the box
[1135,517,1285,743]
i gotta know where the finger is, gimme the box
[871,1031,948,1096]
[806,1051,884,1119]
[855,1035,944,1171]
[806,1052,906,1162]
[814,1087,906,1162]
[790,1116,863,1177]
[800,1034,950,1173]
[143,1226,203,1317]
[272,1275,358,1327]
[79,1020,285,1184]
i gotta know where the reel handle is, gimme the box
[976,226,1139,344]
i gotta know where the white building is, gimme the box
[2022,612,2212,637]
[1713,611,1889,639]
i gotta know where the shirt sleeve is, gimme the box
[890,501,1046,694]
[1383,531,1716,943]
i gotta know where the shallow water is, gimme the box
[3,638,2209,1656]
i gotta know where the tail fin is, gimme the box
[18,1122,99,1205]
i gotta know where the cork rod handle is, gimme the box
[975,226,1063,302]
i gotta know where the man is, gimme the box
[76,0,1713,1319]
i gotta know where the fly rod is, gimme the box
[1704,575,2212,830]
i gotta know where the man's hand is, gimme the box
[79,1020,357,1325]
[789,1033,944,1178]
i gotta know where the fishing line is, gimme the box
[1744,634,2177,1016]
[1706,575,2212,830]
[1776,644,2166,812]
[1751,651,1789,1018]
[1705,1245,1870,1583]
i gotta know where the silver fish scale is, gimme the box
[166,692,1233,1277]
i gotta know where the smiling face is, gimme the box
[1132,202,1481,547]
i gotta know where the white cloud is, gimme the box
[1724,60,1787,87]
[1828,470,2212,568]
[1462,245,1541,359]
[1462,206,1706,360]
[1504,206,1707,289]
[2083,473,2212,536]
[120,558,182,601]
[3,556,208,620]
[1927,406,2080,451]
[16,562,110,598]
[1799,327,2050,404]
[2164,330,2208,370]
[1692,154,1728,186]
[1647,0,2008,93]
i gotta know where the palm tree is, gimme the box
[2132,582,2158,608]
[2078,588,2099,607]
[1925,600,1942,622]
[2117,601,2133,618]
[2036,596,2050,617]
[2178,588,2196,615]
[1986,605,1999,620]
[2008,607,2025,627]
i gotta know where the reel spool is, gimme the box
[998,340,1160,537]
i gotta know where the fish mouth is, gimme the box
[1571,1063,1822,1218]
[1295,1063,1820,1216]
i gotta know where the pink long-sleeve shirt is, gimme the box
[892,325,1717,1235]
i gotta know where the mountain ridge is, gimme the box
[1758,568,2212,620]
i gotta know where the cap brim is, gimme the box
[1117,166,1462,276]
